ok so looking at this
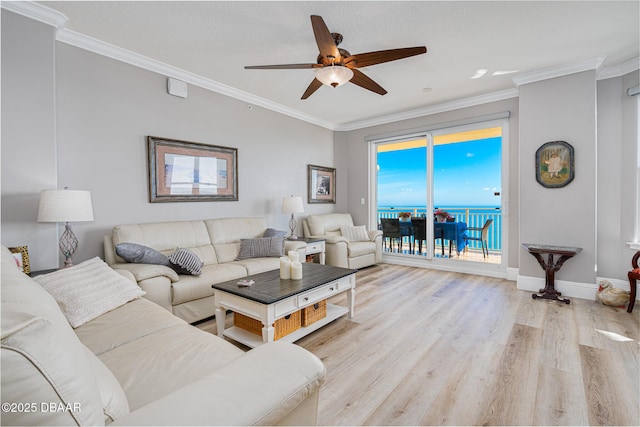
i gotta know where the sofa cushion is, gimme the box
[172,264,247,305]
[231,257,281,276]
[112,221,219,265]
[169,248,203,275]
[1,262,105,426]
[236,236,285,260]
[76,298,186,356]
[205,217,269,263]
[348,241,378,258]
[97,323,244,411]
[341,225,370,242]
[82,344,130,423]
[116,242,171,266]
[33,257,146,328]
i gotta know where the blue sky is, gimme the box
[377,137,502,207]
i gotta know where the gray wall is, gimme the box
[518,71,597,284]
[1,12,59,269]
[1,11,335,270]
[597,70,640,278]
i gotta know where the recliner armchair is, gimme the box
[302,213,382,269]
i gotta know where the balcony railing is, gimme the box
[377,206,502,253]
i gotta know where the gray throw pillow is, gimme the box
[263,228,287,238]
[168,248,203,276]
[236,236,285,260]
[115,243,171,266]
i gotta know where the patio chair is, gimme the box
[463,219,493,259]
[381,218,401,252]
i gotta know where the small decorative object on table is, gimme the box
[434,209,451,223]
[398,212,412,221]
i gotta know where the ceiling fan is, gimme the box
[244,15,427,99]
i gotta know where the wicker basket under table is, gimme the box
[234,311,301,340]
[301,299,327,327]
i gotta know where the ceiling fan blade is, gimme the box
[345,46,427,68]
[301,78,323,99]
[350,69,387,95]
[311,15,340,63]
[245,63,322,70]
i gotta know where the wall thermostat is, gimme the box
[167,78,187,98]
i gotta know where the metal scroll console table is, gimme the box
[522,243,582,305]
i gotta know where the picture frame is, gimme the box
[9,246,30,274]
[148,136,238,202]
[535,140,575,188]
[308,164,336,204]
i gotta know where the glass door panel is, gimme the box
[432,127,502,261]
[376,138,427,256]
[374,124,504,264]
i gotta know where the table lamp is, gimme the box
[37,188,94,268]
[282,196,304,240]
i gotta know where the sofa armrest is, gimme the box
[110,262,180,283]
[368,229,383,241]
[112,342,325,426]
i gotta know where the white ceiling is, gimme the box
[24,1,640,129]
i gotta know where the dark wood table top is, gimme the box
[522,243,583,256]
[211,262,357,304]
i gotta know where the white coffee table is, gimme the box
[212,263,356,348]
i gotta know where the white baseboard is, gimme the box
[517,275,598,301]
[506,267,519,281]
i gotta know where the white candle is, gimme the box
[288,250,299,263]
[279,256,291,279]
[291,261,303,280]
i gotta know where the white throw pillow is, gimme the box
[34,257,145,328]
[341,225,370,242]
[81,345,130,423]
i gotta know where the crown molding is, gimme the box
[598,57,640,80]
[334,89,519,131]
[1,0,67,29]
[512,56,606,87]
[56,28,335,130]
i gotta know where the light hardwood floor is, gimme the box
[197,263,639,426]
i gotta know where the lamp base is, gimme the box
[288,214,298,240]
[59,222,78,268]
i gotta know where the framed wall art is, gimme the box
[9,246,30,274]
[308,164,336,204]
[535,140,575,188]
[148,136,238,202]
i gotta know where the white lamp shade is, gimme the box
[316,65,354,88]
[282,196,304,214]
[37,189,94,223]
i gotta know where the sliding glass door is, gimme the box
[373,121,505,265]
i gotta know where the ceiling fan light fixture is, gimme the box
[316,64,353,88]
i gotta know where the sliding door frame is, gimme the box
[368,117,510,277]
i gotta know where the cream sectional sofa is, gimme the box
[0,245,325,426]
[104,217,306,324]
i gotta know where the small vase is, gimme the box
[437,215,447,223]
